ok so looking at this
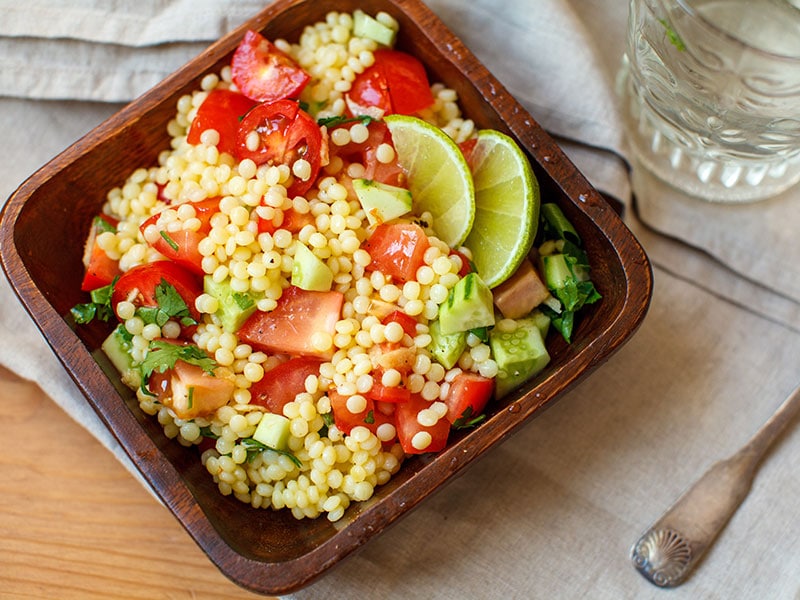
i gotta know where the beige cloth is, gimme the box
[1,1,798,598]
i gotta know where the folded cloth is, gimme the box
[2,1,800,598]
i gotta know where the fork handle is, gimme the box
[631,383,800,587]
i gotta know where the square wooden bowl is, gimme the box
[0,0,652,594]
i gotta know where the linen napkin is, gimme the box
[2,1,800,599]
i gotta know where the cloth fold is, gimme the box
[2,1,800,598]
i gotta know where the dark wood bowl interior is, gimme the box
[0,0,652,595]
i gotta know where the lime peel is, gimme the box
[464,129,540,288]
[384,114,475,248]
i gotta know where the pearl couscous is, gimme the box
[73,9,598,522]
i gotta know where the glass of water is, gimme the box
[618,0,800,203]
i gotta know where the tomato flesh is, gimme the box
[329,120,405,188]
[186,89,256,156]
[249,356,323,414]
[443,372,494,425]
[81,214,120,292]
[329,390,393,436]
[237,286,344,359]
[140,198,221,276]
[347,49,434,116]
[395,393,450,455]
[235,99,322,197]
[111,261,203,328]
[151,360,234,420]
[363,222,430,283]
[231,30,310,103]
[256,206,316,235]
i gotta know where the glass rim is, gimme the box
[674,0,800,62]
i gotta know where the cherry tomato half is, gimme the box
[186,89,256,156]
[363,222,431,283]
[249,356,323,415]
[328,120,405,187]
[231,30,310,103]
[235,99,323,197]
[346,49,434,117]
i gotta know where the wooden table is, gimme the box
[0,365,274,599]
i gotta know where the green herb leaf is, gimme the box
[70,278,117,324]
[199,425,219,440]
[364,410,375,424]
[452,406,487,430]
[317,114,375,128]
[93,215,117,234]
[232,292,255,311]
[239,437,303,468]
[159,230,180,252]
[139,340,217,383]
[659,18,686,51]
[136,278,197,328]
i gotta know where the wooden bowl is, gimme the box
[0,0,653,594]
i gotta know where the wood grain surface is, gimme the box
[0,365,271,600]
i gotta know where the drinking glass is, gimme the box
[618,0,800,203]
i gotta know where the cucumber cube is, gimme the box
[490,318,551,398]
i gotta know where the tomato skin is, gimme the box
[347,49,434,116]
[231,30,310,103]
[235,100,322,197]
[186,89,256,156]
[150,359,235,420]
[249,356,323,414]
[81,214,121,292]
[363,222,430,283]
[256,206,315,235]
[382,310,418,337]
[111,261,203,327]
[329,120,404,187]
[237,286,344,359]
[443,372,494,425]
[395,393,450,455]
[367,379,411,404]
[329,390,393,436]
[140,198,221,275]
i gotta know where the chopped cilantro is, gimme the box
[136,278,197,328]
[452,406,486,430]
[70,278,117,324]
[232,292,255,311]
[317,114,375,128]
[139,340,216,383]
[93,215,117,234]
[365,410,375,424]
[159,230,180,252]
[239,437,302,468]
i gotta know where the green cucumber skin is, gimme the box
[438,272,495,335]
[489,317,551,398]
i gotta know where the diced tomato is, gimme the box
[256,206,315,235]
[235,99,323,197]
[443,372,494,425]
[458,137,478,167]
[382,310,418,337]
[346,49,434,116]
[249,356,323,414]
[329,390,393,436]
[231,30,310,103]
[328,120,404,187]
[111,261,203,333]
[186,89,257,156]
[237,286,344,359]
[395,393,450,455]
[81,214,121,292]
[140,197,221,275]
[367,378,411,404]
[363,222,430,283]
[149,359,235,420]
[449,249,474,277]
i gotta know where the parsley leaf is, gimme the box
[93,215,117,234]
[452,406,486,430]
[136,278,196,327]
[159,230,180,252]
[139,340,216,382]
[317,114,375,128]
[70,278,117,324]
[232,292,255,311]
[239,437,303,468]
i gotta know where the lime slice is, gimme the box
[463,129,540,288]
[384,114,475,247]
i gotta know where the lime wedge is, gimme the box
[384,115,475,247]
[463,129,540,288]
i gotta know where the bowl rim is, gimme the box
[0,0,653,594]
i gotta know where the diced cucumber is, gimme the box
[291,243,333,291]
[353,9,397,46]
[489,317,551,398]
[428,318,467,369]
[353,178,412,226]
[204,276,260,333]
[438,272,496,335]
[253,412,292,451]
[101,325,141,388]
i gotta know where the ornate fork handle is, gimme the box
[631,382,800,587]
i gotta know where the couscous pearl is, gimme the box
[411,431,432,451]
